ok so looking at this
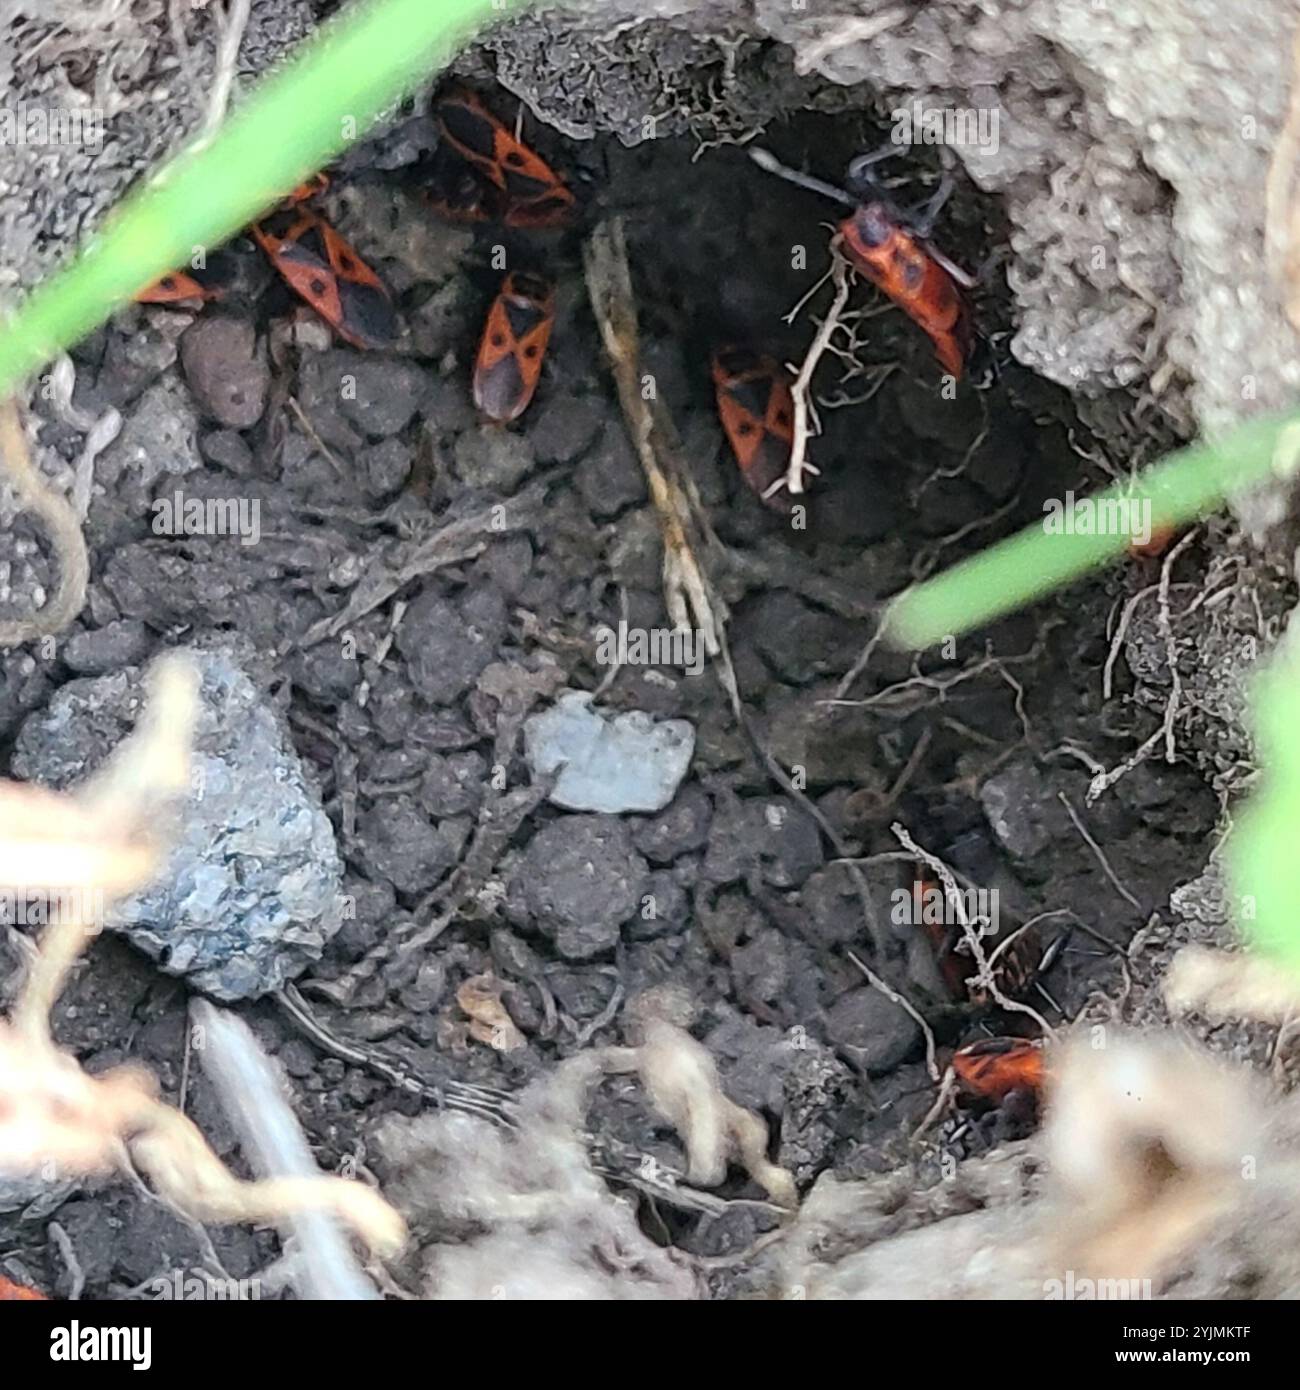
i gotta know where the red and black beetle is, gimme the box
[750,146,976,379]
[711,346,797,511]
[952,1035,1046,1108]
[250,206,398,350]
[473,270,556,423]
[433,87,574,230]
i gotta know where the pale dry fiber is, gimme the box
[379,1052,701,1300]
[0,651,405,1260]
[1164,944,1300,1025]
[618,986,796,1206]
[774,1031,1300,1298]
[630,1018,796,1206]
[1042,1035,1258,1285]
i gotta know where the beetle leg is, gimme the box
[909,170,955,238]
[748,147,856,207]
[845,144,901,196]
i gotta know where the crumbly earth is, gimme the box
[0,1,1294,1299]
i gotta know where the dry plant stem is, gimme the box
[583,218,721,656]
[201,0,253,140]
[892,822,1057,1039]
[1103,582,1159,700]
[911,1065,958,1142]
[836,608,889,699]
[1164,945,1300,1025]
[294,474,558,650]
[192,1001,384,1300]
[0,398,89,647]
[771,245,853,499]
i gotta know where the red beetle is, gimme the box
[952,1035,1046,1107]
[250,206,397,350]
[750,147,976,379]
[0,1274,47,1300]
[433,87,574,229]
[711,346,797,511]
[910,877,1045,1007]
[136,250,240,306]
[473,271,555,422]
[1129,523,1181,559]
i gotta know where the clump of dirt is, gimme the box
[0,31,1287,1298]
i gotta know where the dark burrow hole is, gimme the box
[0,97,1223,1294]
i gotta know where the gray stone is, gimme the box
[511,815,649,959]
[419,751,487,818]
[574,426,648,518]
[737,591,857,685]
[366,438,414,498]
[11,648,344,1001]
[800,864,865,948]
[180,316,269,429]
[625,869,689,941]
[61,620,151,676]
[529,396,605,464]
[319,350,427,438]
[98,378,201,495]
[453,426,537,490]
[703,797,825,889]
[355,795,465,895]
[524,689,695,814]
[199,428,254,476]
[824,986,920,1075]
[981,761,1059,861]
[397,587,506,706]
[731,927,789,1008]
[632,785,713,863]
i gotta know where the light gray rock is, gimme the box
[11,647,344,1001]
[524,689,695,814]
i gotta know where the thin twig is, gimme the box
[1057,793,1143,914]
[201,0,252,140]
[769,245,853,500]
[893,823,1057,1039]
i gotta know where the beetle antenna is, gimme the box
[748,147,857,208]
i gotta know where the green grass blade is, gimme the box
[0,0,512,398]
[885,411,1300,650]
[1232,635,1300,972]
